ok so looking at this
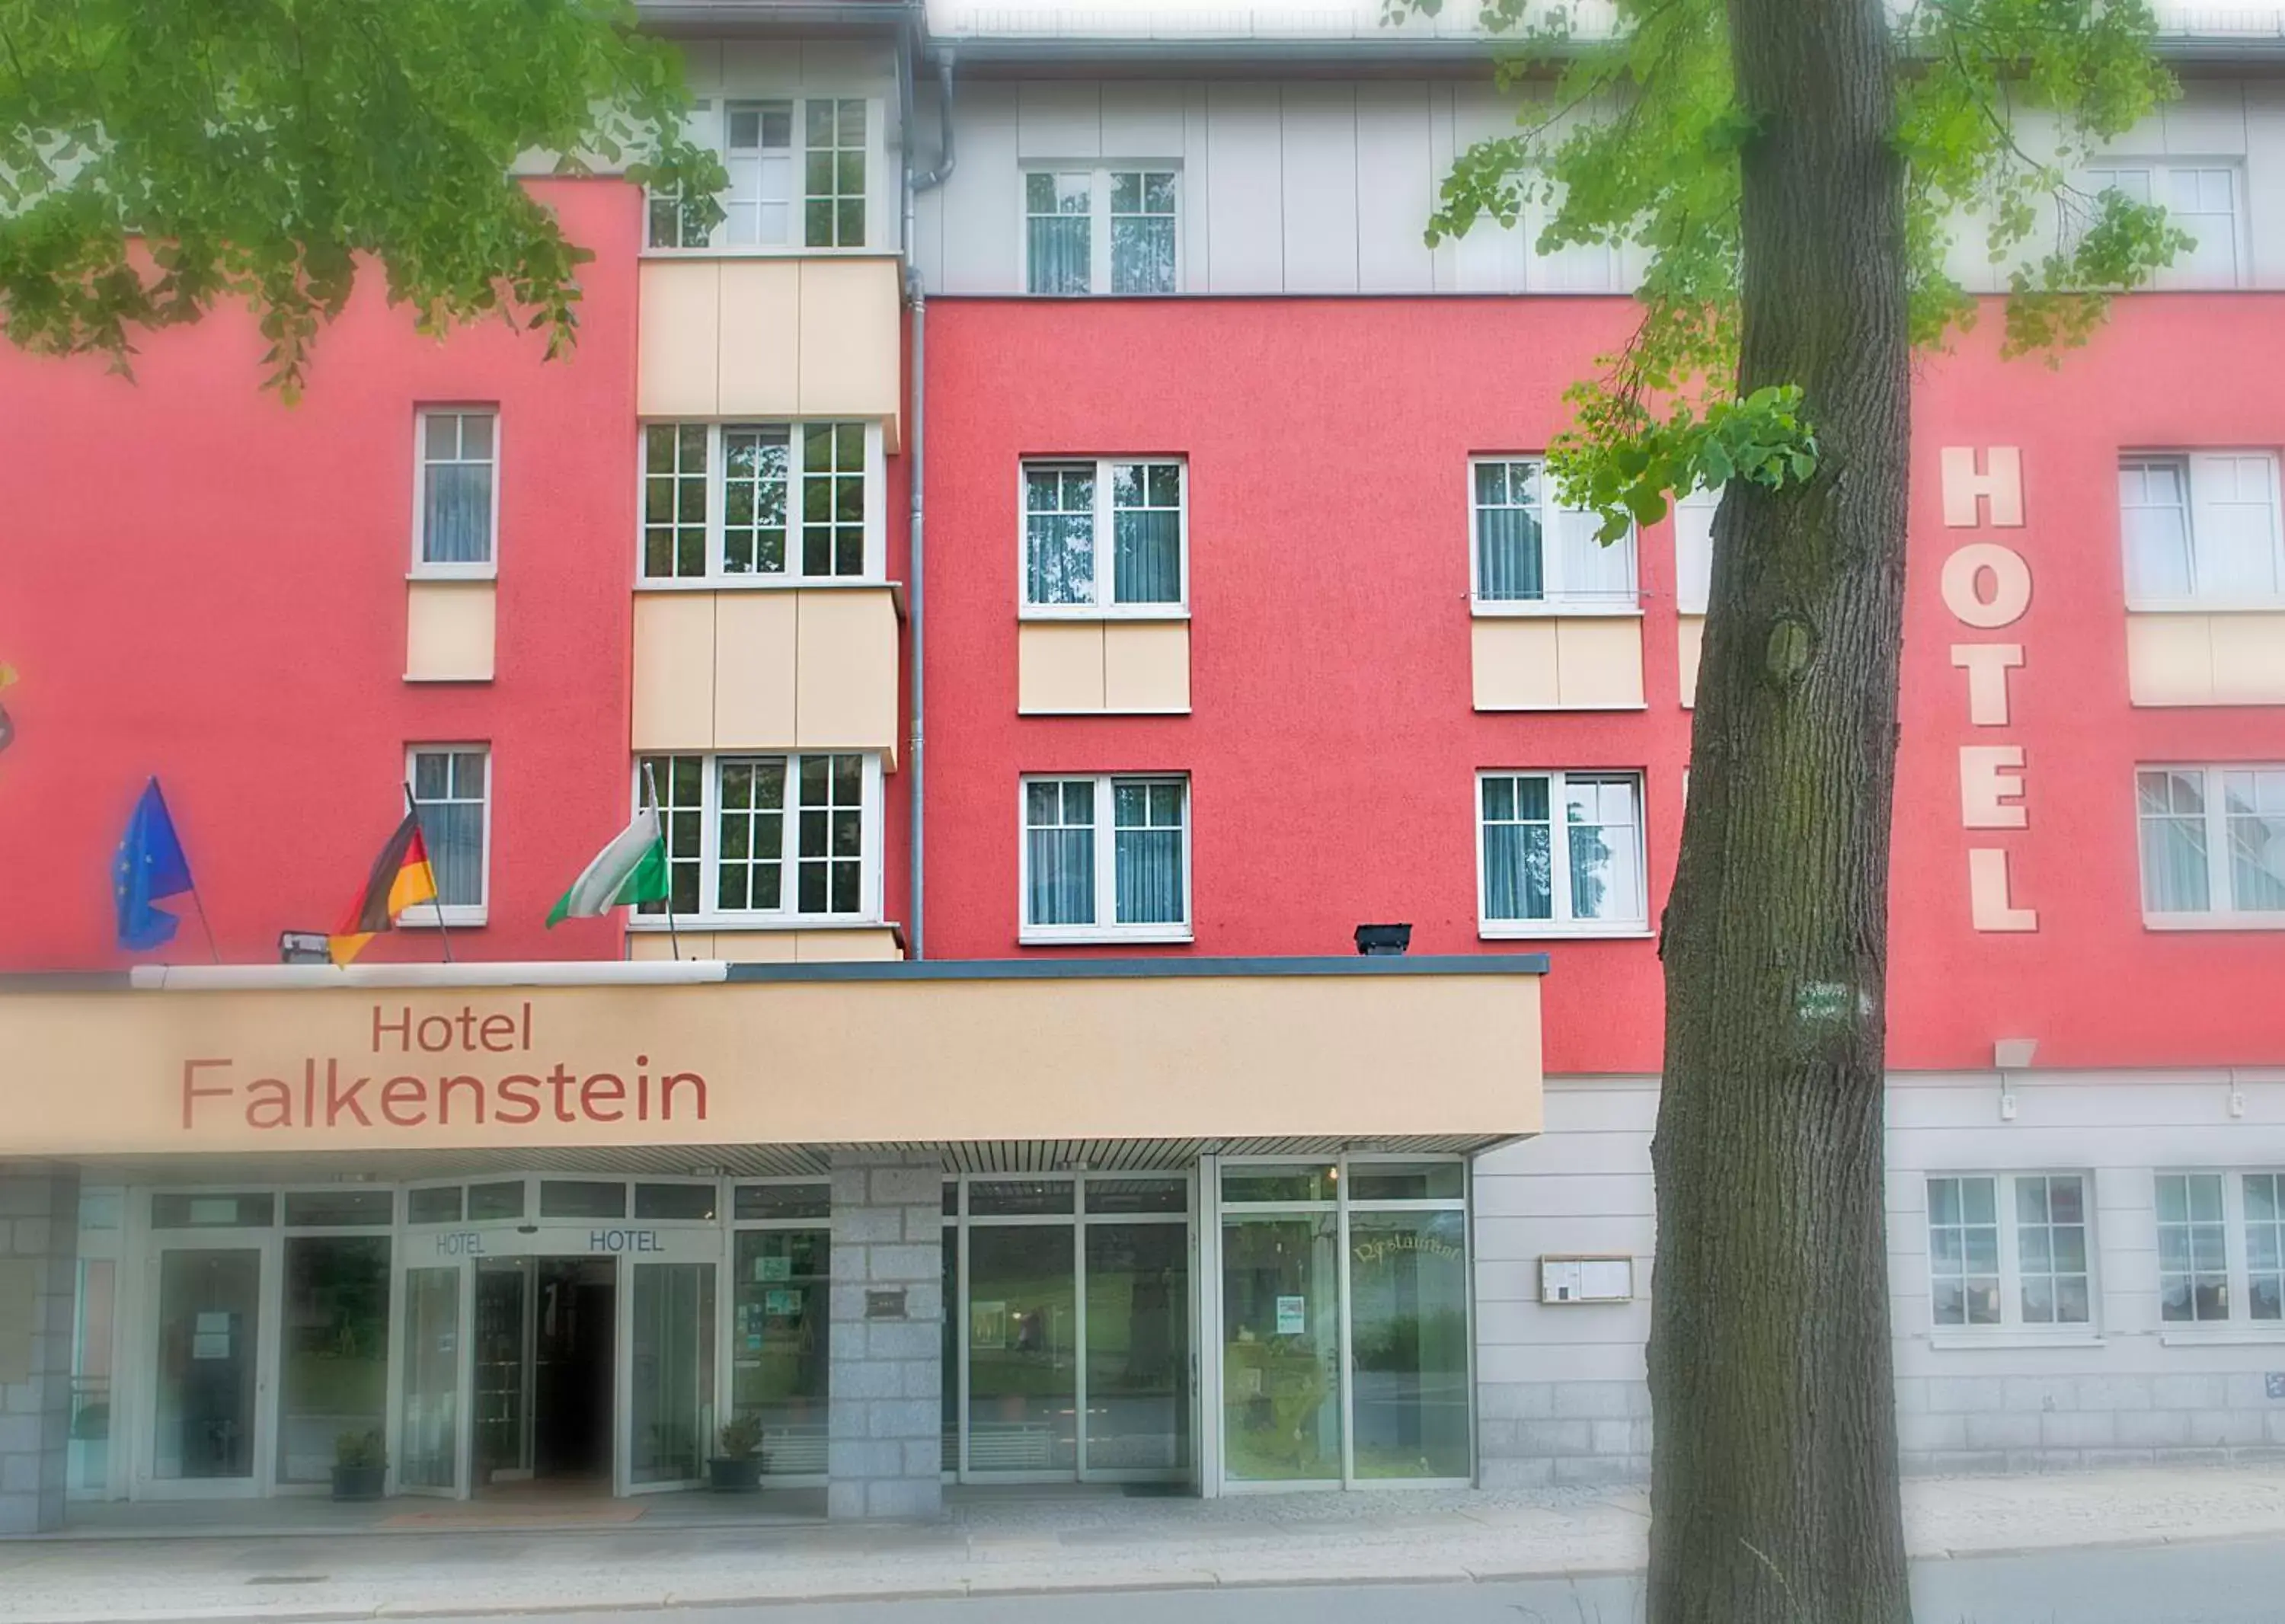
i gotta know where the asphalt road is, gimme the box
[379,1535,2285,1624]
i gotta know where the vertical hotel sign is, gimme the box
[1938,446,2036,932]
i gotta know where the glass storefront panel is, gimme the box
[941,1231,960,1472]
[276,1236,390,1483]
[967,1224,1078,1472]
[152,1248,262,1481]
[731,1229,829,1475]
[473,1261,529,1485]
[69,1258,115,1495]
[1219,1213,1341,1482]
[630,1263,716,1485]
[400,1266,461,1490]
[1221,1164,1338,1205]
[1084,1222,1190,1472]
[1348,1210,1470,1479]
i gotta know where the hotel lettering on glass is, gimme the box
[1939,446,2037,932]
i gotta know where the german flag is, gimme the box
[329,813,439,966]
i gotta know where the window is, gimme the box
[1024,168,1179,295]
[1021,459,1184,612]
[1470,458,1638,609]
[2085,161,2243,288]
[2136,765,2285,925]
[649,98,870,251]
[1477,770,1647,935]
[407,746,489,923]
[2156,1172,2285,1325]
[635,753,880,924]
[414,409,497,574]
[1925,1173,2092,1330]
[1674,486,1719,615]
[2120,453,2283,606]
[641,422,877,582]
[1020,775,1190,941]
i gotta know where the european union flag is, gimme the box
[114,778,195,951]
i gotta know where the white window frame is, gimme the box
[1467,456,1640,616]
[411,406,500,581]
[1017,773,1194,945]
[2084,159,2247,290]
[628,753,885,931]
[1922,1172,2098,1338]
[2153,1170,2285,1338]
[647,96,884,255]
[637,421,887,586]
[402,743,491,929]
[2118,451,2285,610]
[1018,165,1183,296]
[1473,769,1651,939]
[1017,457,1189,618]
[2136,762,2285,930]
[1674,485,1719,615]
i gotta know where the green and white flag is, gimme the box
[547,807,670,925]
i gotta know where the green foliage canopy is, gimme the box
[0,0,723,397]
[1394,0,2184,537]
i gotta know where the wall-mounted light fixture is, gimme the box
[1993,1037,2036,1121]
[1354,923,1411,956]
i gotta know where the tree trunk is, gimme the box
[1644,0,1913,1611]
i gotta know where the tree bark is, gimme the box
[1644,0,1913,1611]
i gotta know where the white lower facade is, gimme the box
[1472,1069,2285,1486]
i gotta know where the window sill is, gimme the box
[628,916,887,933]
[399,907,487,929]
[1479,923,1653,941]
[1020,927,1194,948]
[640,246,900,263]
[407,566,498,584]
[2158,1328,2285,1347]
[635,577,898,593]
[2125,599,2285,615]
[1470,599,1643,619]
[1018,606,1190,623]
[1927,1331,2107,1351]
[2143,913,2285,932]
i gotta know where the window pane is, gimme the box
[467,1181,523,1221]
[1563,774,1643,925]
[968,1179,1075,1216]
[1026,171,1093,294]
[538,1181,626,1220]
[1926,1176,2000,1328]
[1347,1162,1465,1202]
[733,1183,832,1222]
[407,1187,462,1226]
[1085,1177,1187,1214]
[1481,775,1553,922]
[1350,1210,1471,1479]
[1024,465,1097,605]
[2224,769,2285,913]
[1025,778,1096,927]
[1221,1165,1337,1204]
[2139,768,2212,914]
[1475,462,1544,602]
[1111,462,1183,604]
[282,1191,393,1228]
[410,750,487,909]
[2156,1173,2231,1322]
[2120,459,2193,600]
[1110,170,1178,294]
[1112,778,1186,926]
[635,1184,719,1221]
[794,753,864,916]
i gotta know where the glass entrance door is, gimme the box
[398,1265,467,1495]
[965,1224,1078,1475]
[623,1262,715,1493]
[147,1242,273,1497]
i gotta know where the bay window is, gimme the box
[1925,1173,2092,1330]
[1476,770,1647,935]
[1471,458,1638,609]
[641,422,880,582]
[1021,459,1185,612]
[2136,764,2285,925]
[1021,775,1190,942]
[649,98,871,251]
[635,753,881,924]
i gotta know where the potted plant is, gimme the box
[331,1430,386,1501]
[710,1414,765,1492]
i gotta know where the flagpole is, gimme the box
[404,782,455,964]
[641,760,682,961]
[186,883,222,965]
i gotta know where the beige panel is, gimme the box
[705,930,801,965]
[1102,622,1192,714]
[2209,612,2285,704]
[2125,612,2216,707]
[404,580,496,683]
[0,969,1543,1152]
[797,259,903,448]
[793,927,905,963]
[1019,622,1109,714]
[715,260,803,418]
[1555,618,1647,709]
[712,591,800,750]
[631,593,718,751]
[638,260,722,417]
[1471,619,1561,711]
[628,932,715,963]
[1677,614,1705,710]
[796,588,900,760]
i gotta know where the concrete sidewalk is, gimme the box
[2,1466,2281,1622]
